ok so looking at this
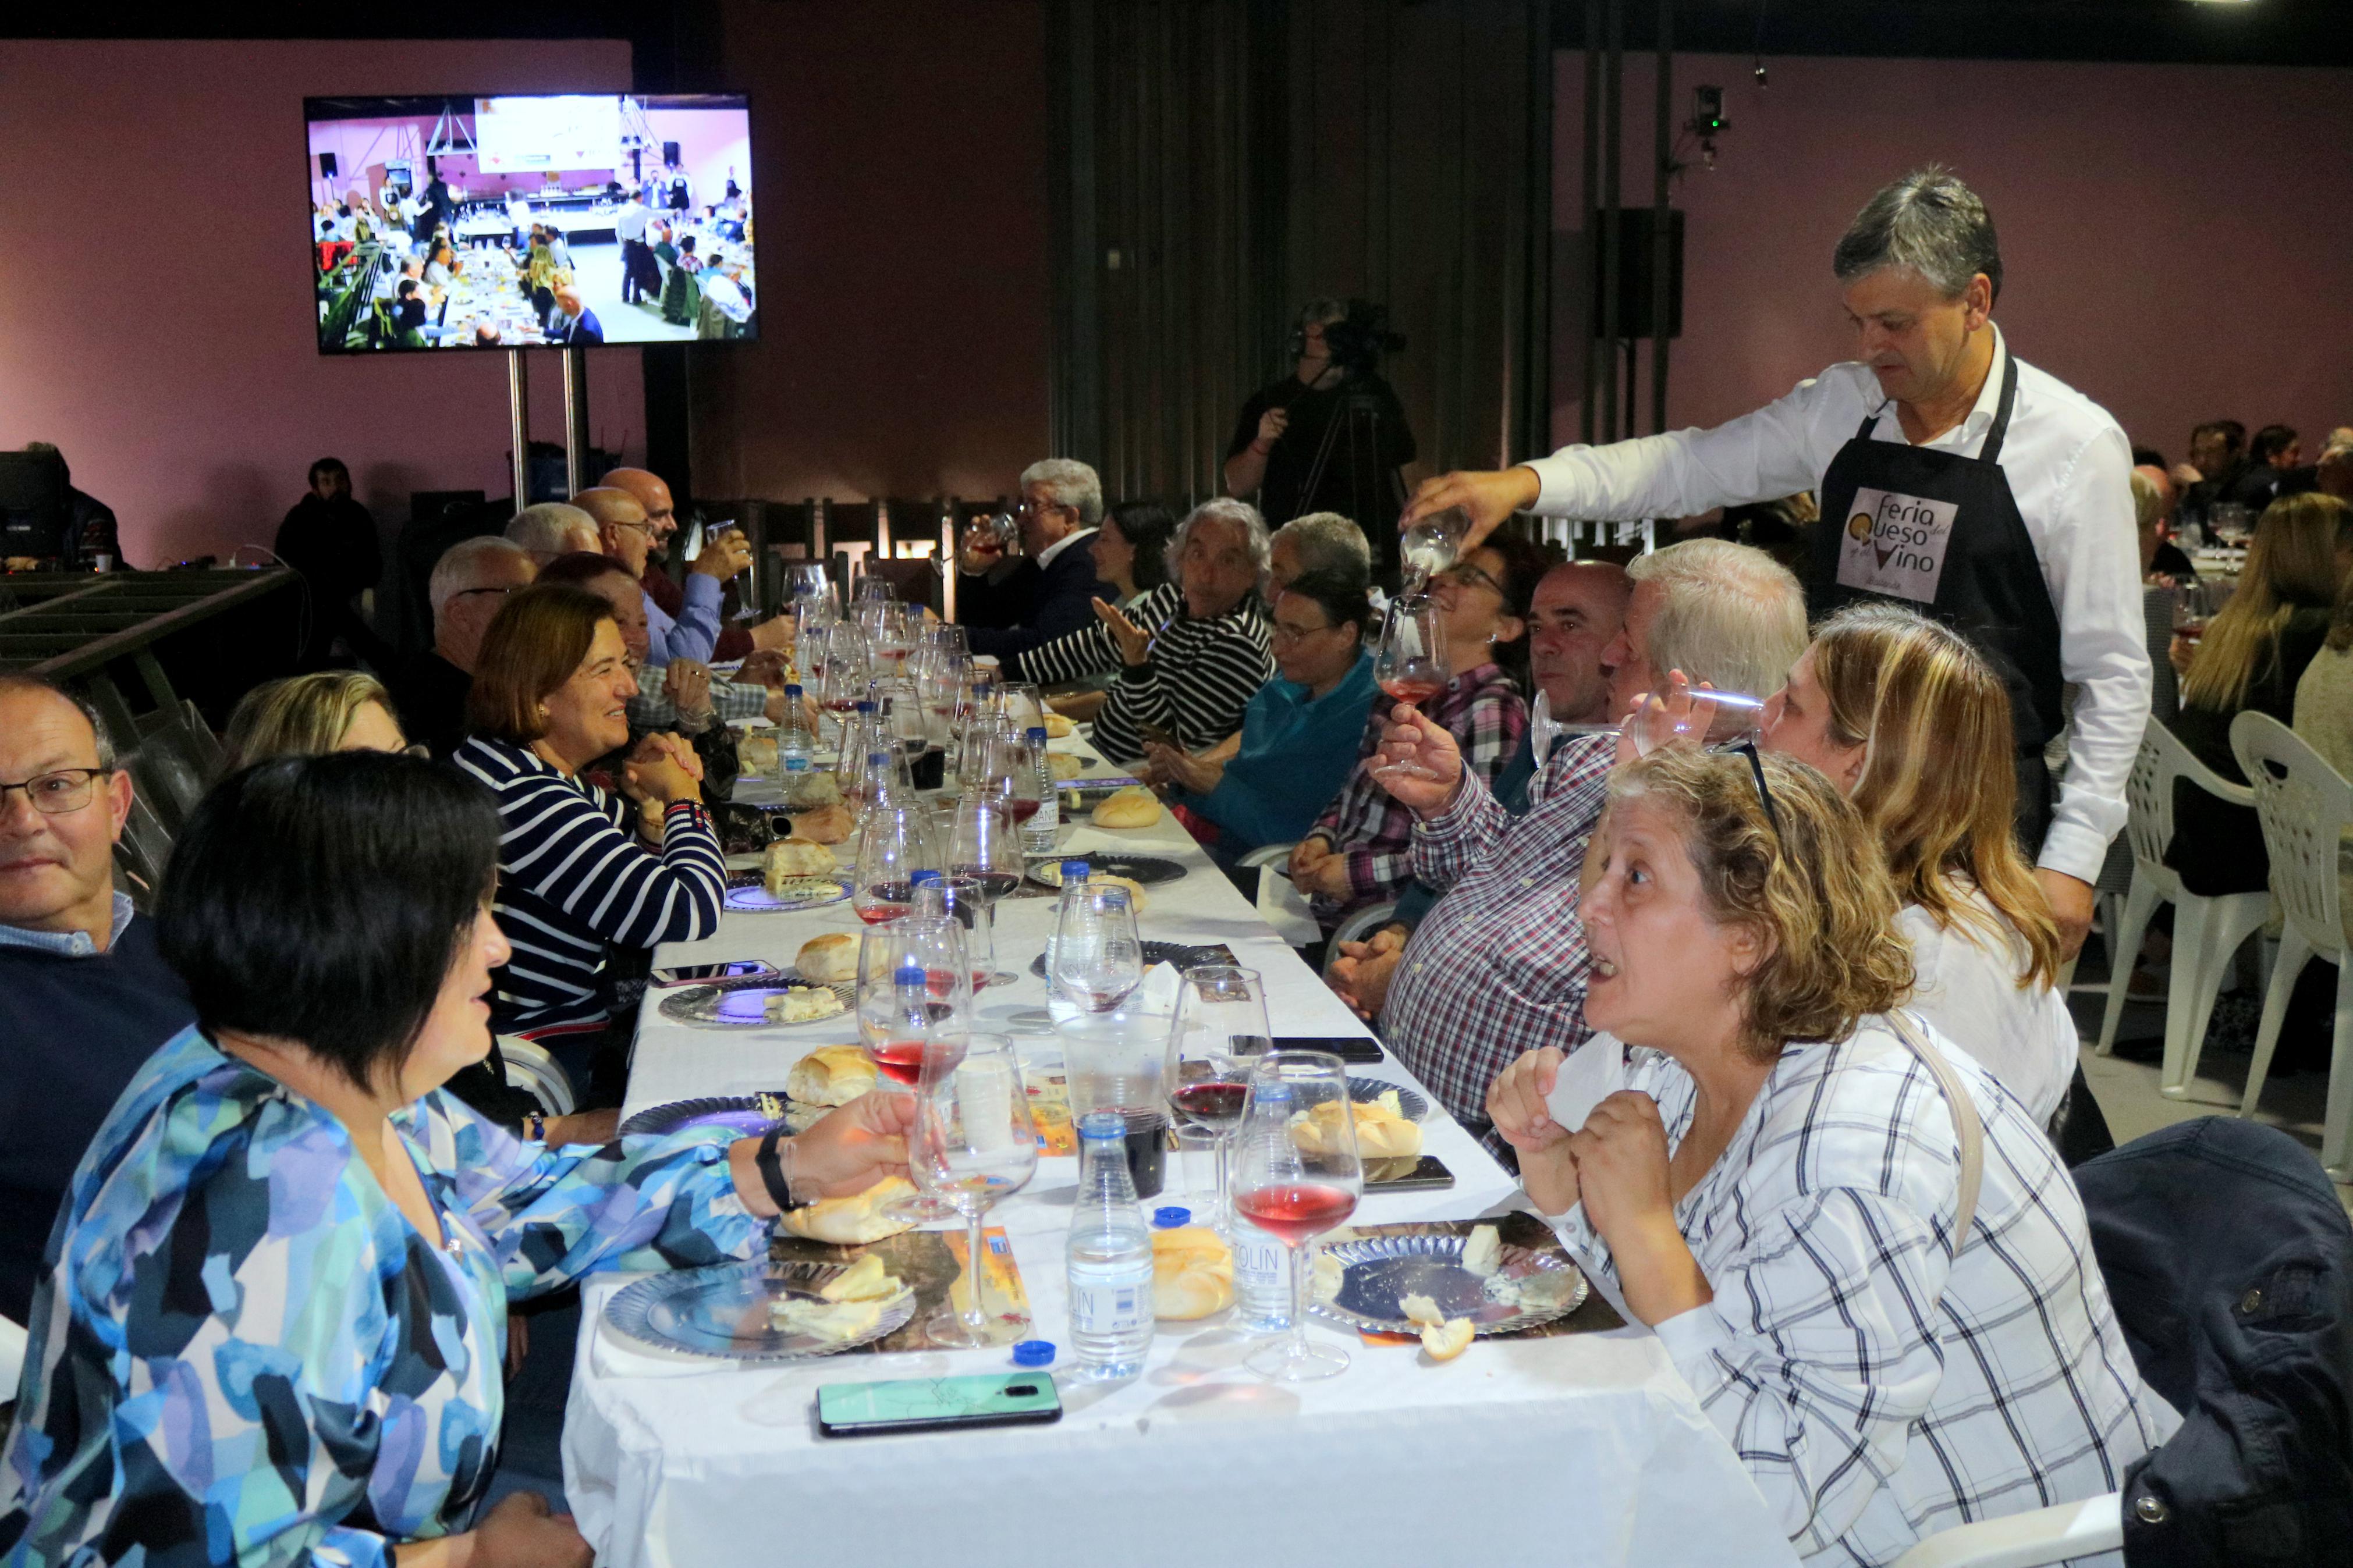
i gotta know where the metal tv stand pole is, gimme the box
[507,349,531,507]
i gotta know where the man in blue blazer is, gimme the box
[957,458,1116,659]
[549,285,604,346]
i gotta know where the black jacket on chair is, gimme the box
[2072,1117,2353,1567]
[961,535,1115,662]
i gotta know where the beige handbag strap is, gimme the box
[1885,1010,1985,1253]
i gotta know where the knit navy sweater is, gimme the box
[0,915,195,1324]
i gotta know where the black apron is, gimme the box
[1805,353,2064,853]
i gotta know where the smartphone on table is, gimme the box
[1271,1034,1386,1066]
[817,1373,1063,1437]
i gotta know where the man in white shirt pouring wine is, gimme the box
[1403,166,2148,957]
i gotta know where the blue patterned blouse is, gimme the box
[0,1026,768,1567]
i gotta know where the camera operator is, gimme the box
[1224,299,1418,581]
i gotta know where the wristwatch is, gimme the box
[755,1124,812,1212]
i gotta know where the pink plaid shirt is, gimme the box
[1306,662,1525,927]
[1381,731,1616,1143]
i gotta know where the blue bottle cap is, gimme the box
[1152,1206,1191,1228]
[785,683,803,697]
[1077,1111,1124,1141]
[1011,1339,1056,1368]
[895,959,926,987]
[1060,860,1092,880]
[910,869,943,886]
[855,699,875,712]
[1026,725,1048,741]
[867,751,890,766]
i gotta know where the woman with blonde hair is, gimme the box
[1489,746,2172,1567]
[1755,600,2075,1124]
[2167,492,2351,897]
[221,670,409,771]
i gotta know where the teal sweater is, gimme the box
[1176,651,1378,852]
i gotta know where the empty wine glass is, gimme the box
[855,572,895,605]
[945,794,1022,988]
[912,1032,1038,1347]
[853,804,939,926]
[1374,596,1447,709]
[1050,883,1144,1014]
[868,603,915,678]
[1232,1051,1362,1381]
[1163,966,1269,1232]
[995,681,1045,735]
[816,623,871,732]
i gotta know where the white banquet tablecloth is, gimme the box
[563,739,1797,1567]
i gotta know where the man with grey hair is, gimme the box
[1269,511,1372,596]
[386,535,536,755]
[1404,165,2148,957]
[503,501,600,566]
[1088,499,1276,764]
[959,457,1116,659]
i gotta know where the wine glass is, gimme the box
[855,572,895,605]
[945,794,1022,988]
[787,560,832,617]
[1374,596,1448,709]
[911,1032,1038,1347]
[1397,506,1468,595]
[816,623,871,733]
[854,915,968,1224]
[977,725,1045,837]
[852,805,939,926]
[995,681,1045,735]
[1050,882,1144,1014]
[1163,966,1270,1233]
[1231,1051,1362,1381]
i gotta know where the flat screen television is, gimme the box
[306,94,754,353]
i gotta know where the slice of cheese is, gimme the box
[819,1254,902,1303]
[1460,1223,1502,1278]
[1398,1292,1446,1328]
[1311,1251,1346,1303]
[771,1296,886,1342]
[1420,1317,1475,1361]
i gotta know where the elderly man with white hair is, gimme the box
[959,458,1117,659]
[503,501,599,567]
[1361,539,1809,1144]
[1405,166,2150,961]
[1087,499,1277,765]
[383,535,535,755]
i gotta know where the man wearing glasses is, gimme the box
[958,458,1116,660]
[385,536,537,757]
[0,677,196,1326]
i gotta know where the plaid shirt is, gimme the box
[1551,1018,2175,1566]
[627,664,771,733]
[1382,731,1615,1140]
[1307,662,1525,926]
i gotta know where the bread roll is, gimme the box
[1042,712,1077,738]
[1290,1098,1422,1160]
[739,734,779,773]
[1083,873,1147,915]
[786,1044,878,1107]
[1091,785,1162,829]
[1048,751,1085,781]
[764,838,838,891]
[789,802,856,844]
[1151,1225,1234,1320]
[795,932,858,984]
[779,1177,917,1245]
[1420,1317,1475,1361]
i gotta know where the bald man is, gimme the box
[574,484,729,665]
[605,466,794,658]
[549,283,603,346]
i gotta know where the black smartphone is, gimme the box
[1270,1035,1386,1065]
[817,1373,1064,1437]
[650,959,780,987]
[1363,1155,1456,1193]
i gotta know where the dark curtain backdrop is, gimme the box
[1049,0,1553,512]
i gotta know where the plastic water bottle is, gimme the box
[1231,1080,1293,1333]
[1066,1111,1155,1383]
[1023,724,1060,856]
[775,683,824,800]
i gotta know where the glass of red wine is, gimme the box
[1374,595,1447,709]
[979,727,1044,831]
[911,1032,1038,1347]
[851,805,939,926]
[945,795,1021,989]
[1163,966,1269,1235]
[1232,1050,1362,1381]
[854,913,971,1224]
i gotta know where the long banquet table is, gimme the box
[562,734,1797,1567]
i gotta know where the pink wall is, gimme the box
[642,108,751,216]
[0,41,644,568]
[1551,52,2353,465]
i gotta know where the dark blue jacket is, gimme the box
[2073,1117,2353,1566]
[963,535,1116,661]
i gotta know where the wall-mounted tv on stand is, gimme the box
[306,93,754,353]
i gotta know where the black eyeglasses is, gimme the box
[1720,739,1781,841]
[0,767,112,816]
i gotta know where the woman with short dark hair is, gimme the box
[452,585,725,1047]
[0,752,913,1566]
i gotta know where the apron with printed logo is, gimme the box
[1805,353,2063,851]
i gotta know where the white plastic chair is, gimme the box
[1890,1494,2122,1568]
[2229,712,2353,1178]
[2093,722,2270,1101]
[496,1037,578,1121]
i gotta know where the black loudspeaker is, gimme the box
[1589,208,1684,340]
[663,140,681,166]
[320,151,338,180]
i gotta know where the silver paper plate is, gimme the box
[1308,1231,1587,1338]
[617,1092,825,1139]
[657,979,853,1029]
[605,1258,914,1362]
[1027,853,1189,888]
[723,874,850,913]
[1346,1078,1429,1123]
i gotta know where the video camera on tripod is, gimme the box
[1315,298,1406,376]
